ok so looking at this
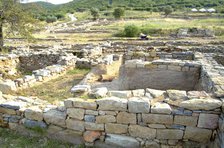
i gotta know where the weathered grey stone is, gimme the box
[151,102,172,114]
[109,91,132,98]
[71,85,91,93]
[91,87,108,98]
[96,115,116,123]
[105,123,128,134]
[66,118,85,131]
[132,89,145,97]
[85,122,104,131]
[105,134,140,148]
[184,126,212,143]
[142,114,173,124]
[198,113,219,129]
[180,98,222,110]
[187,91,209,98]
[0,101,27,110]
[22,118,47,129]
[145,141,160,148]
[128,97,150,113]
[167,90,187,101]
[84,115,95,122]
[67,108,84,120]
[72,98,97,110]
[64,98,74,108]
[156,129,183,140]
[174,115,198,126]
[117,112,136,124]
[25,106,43,121]
[47,125,63,135]
[129,125,156,139]
[146,88,165,97]
[43,109,66,127]
[96,97,127,111]
[0,80,17,93]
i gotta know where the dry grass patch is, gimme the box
[13,68,90,104]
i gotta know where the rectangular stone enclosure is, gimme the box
[118,60,200,91]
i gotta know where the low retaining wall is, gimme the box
[0,89,223,147]
[119,59,200,91]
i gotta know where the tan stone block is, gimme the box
[198,113,219,129]
[184,126,212,143]
[66,119,85,131]
[157,129,183,140]
[83,131,101,143]
[0,107,16,115]
[105,123,128,134]
[142,114,173,125]
[129,125,156,139]
[117,112,136,124]
[174,115,198,126]
[96,115,116,124]
[67,108,85,120]
[85,122,104,131]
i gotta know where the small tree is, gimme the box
[164,6,173,17]
[113,8,125,19]
[90,8,99,20]
[0,0,36,48]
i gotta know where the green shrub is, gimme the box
[113,8,125,19]
[124,25,140,37]
[46,16,57,23]
[90,8,100,20]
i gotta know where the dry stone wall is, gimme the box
[0,89,223,148]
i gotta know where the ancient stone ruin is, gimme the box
[0,40,223,148]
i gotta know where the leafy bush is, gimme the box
[164,6,173,17]
[113,8,125,19]
[123,25,140,37]
[90,8,100,20]
[46,16,57,23]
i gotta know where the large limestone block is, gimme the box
[128,97,150,113]
[0,80,17,93]
[85,122,104,131]
[117,112,136,124]
[25,106,43,121]
[167,90,187,100]
[142,114,173,125]
[72,98,97,110]
[71,85,90,93]
[151,102,172,114]
[146,88,165,97]
[67,108,85,120]
[180,98,222,110]
[66,118,85,132]
[184,126,212,143]
[109,90,132,98]
[43,109,66,127]
[198,113,219,129]
[96,115,116,123]
[156,129,183,140]
[105,134,140,148]
[129,125,156,139]
[132,89,145,97]
[96,97,127,111]
[145,141,160,148]
[105,123,128,134]
[91,87,108,98]
[174,115,198,126]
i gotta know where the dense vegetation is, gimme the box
[22,0,224,22]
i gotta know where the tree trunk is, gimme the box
[0,22,3,49]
